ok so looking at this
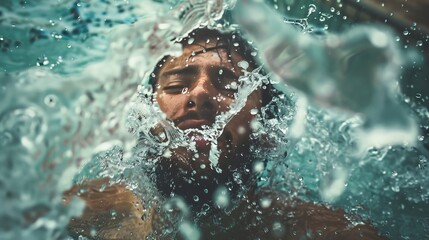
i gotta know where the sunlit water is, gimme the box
[1,0,428,239]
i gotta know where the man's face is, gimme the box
[154,35,262,175]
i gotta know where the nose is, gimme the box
[187,75,219,114]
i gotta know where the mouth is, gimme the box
[176,118,212,130]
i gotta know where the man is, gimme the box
[65,28,387,239]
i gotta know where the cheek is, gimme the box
[156,93,184,119]
[227,93,262,141]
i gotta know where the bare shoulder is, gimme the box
[63,178,153,239]
[253,189,388,240]
[237,189,387,240]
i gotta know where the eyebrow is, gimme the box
[161,65,198,78]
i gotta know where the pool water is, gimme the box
[1,0,428,239]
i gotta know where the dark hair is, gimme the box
[148,27,277,107]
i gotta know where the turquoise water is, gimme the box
[1,0,428,239]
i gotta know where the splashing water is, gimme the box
[234,0,418,152]
[1,0,429,240]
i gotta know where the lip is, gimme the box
[177,119,212,130]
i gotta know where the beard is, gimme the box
[153,143,257,211]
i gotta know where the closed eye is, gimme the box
[162,79,188,92]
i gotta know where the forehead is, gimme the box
[158,35,248,75]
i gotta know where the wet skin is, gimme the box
[155,37,262,175]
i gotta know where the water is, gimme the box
[1,0,428,239]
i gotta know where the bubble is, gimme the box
[193,195,199,202]
[44,94,58,108]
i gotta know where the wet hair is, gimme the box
[148,27,277,107]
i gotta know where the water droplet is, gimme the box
[182,87,189,94]
[67,43,71,48]
[237,60,249,70]
[90,228,97,237]
[110,210,117,219]
[260,197,272,208]
[214,186,230,209]
[403,30,410,36]
[250,108,258,115]
[253,161,264,173]
[404,97,410,103]
[218,69,223,75]
[391,185,400,192]
[187,38,195,44]
[193,195,199,202]
[308,4,317,17]
[272,221,285,237]
[416,40,423,47]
